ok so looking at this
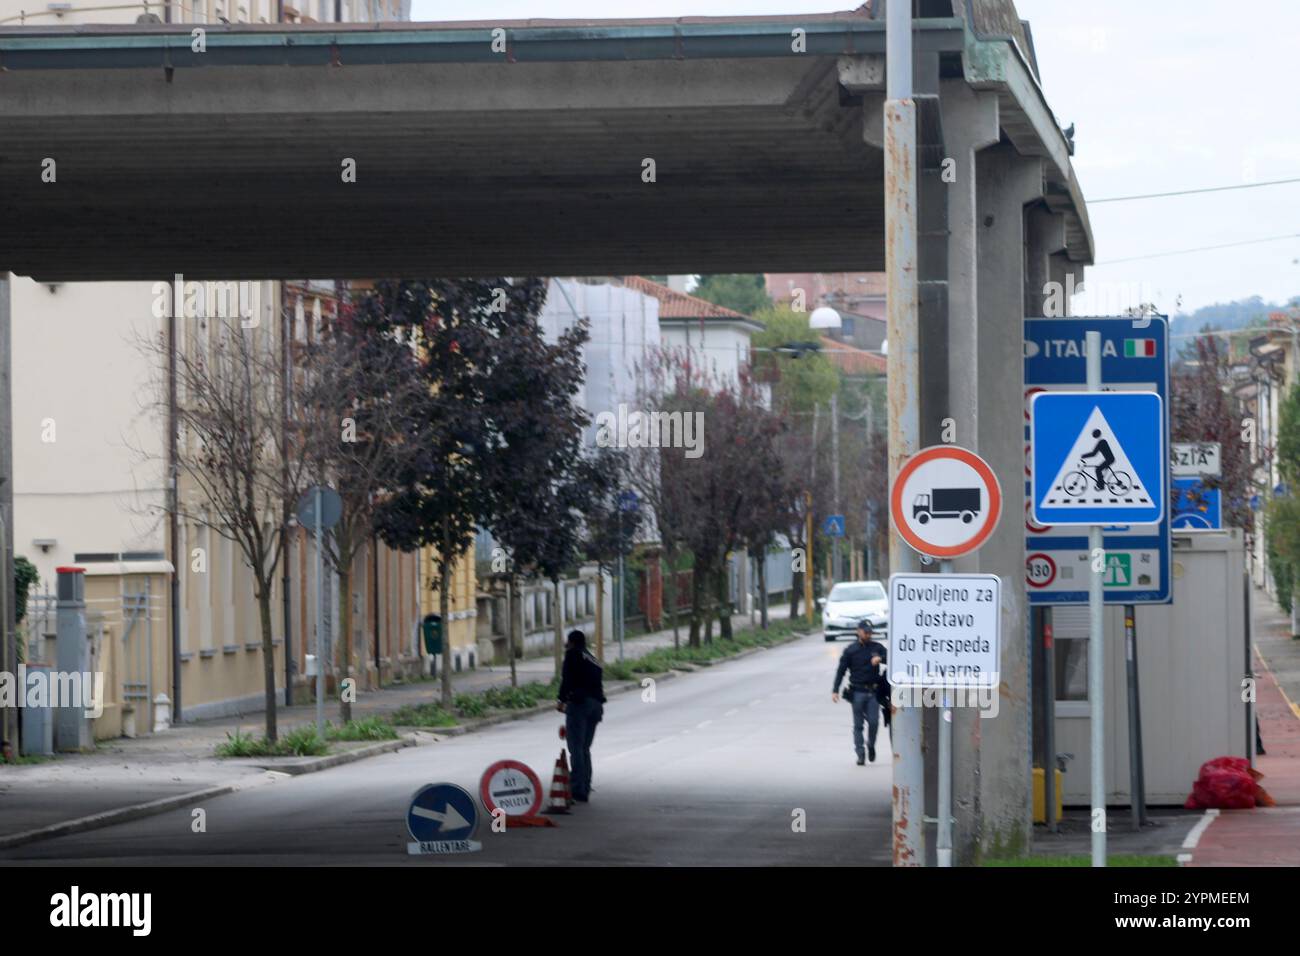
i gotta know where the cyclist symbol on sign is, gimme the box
[1081,430,1116,491]
[1064,429,1132,497]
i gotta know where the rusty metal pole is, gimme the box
[886,0,924,867]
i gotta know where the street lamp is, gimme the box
[809,306,842,330]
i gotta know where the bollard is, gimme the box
[152,693,172,733]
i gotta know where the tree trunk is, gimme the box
[688,561,703,648]
[759,551,769,629]
[594,569,604,663]
[256,578,279,742]
[670,556,681,647]
[552,578,563,681]
[665,553,679,650]
[439,553,452,710]
[507,576,518,687]
[702,561,715,645]
[717,556,733,640]
[339,560,353,723]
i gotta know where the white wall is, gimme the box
[539,278,661,447]
[12,279,167,586]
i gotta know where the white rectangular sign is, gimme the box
[887,573,1001,689]
[1171,441,1221,478]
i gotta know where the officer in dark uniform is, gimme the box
[832,619,888,764]
[556,629,606,802]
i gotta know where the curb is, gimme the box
[405,629,805,734]
[254,734,419,775]
[427,671,683,737]
[0,781,241,851]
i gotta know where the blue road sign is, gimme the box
[1031,392,1164,526]
[823,514,845,537]
[406,783,480,854]
[1172,478,1222,530]
[1024,316,1171,605]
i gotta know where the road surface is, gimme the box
[2,634,893,866]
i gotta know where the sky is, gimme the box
[409,0,1300,316]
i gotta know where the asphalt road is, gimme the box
[2,634,893,866]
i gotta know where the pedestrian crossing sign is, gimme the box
[1030,391,1164,526]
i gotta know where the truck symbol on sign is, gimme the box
[913,488,982,524]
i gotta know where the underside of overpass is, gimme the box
[0,6,1088,280]
[0,1,1095,864]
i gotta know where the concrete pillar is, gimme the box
[1026,211,1075,802]
[958,144,1044,860]
[1025,207,1068,316]
[941,80,1000,454]
[55,566,93,752]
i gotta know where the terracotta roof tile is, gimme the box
[621,276,752,322]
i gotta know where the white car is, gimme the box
[820,580,889,642]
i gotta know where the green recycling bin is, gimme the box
[421,614,443,655]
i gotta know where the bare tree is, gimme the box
[296,290,430,722]
[139,314,308,742]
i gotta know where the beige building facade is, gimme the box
[5,0,443,732]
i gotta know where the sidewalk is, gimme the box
[1186,587,1300,866]
[0,604,797,844]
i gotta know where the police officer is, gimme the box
[831,619,888,764]
[556,629,606,802]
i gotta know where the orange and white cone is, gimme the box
[544,749,572,813]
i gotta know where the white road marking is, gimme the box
[1178,809,1219,864]
[697,720,713,729]
[724,708,739,717]
[748,699,764,707]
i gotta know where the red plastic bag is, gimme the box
[1183,756,1272,809]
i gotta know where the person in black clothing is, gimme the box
[556,629,606,802]
[832,620,888,764]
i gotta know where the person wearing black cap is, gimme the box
[832,619,888,764]
[557,629,606,802]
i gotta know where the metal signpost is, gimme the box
[889,444,1003,867]
[406,783,481,855]
[297,484,342,737]
[1030,336,1166,866]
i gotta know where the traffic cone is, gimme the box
[544,749,572,814]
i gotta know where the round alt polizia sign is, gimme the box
[890,445,1003,559]
[480,760,543,819]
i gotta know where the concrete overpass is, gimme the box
[0,5,1087,280]
[0,0,1093,863]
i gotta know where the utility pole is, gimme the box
[886,0,925,866]
[0,276,15,761]
[831,390,841,584]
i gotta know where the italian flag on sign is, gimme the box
[1124,338,1156,357]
